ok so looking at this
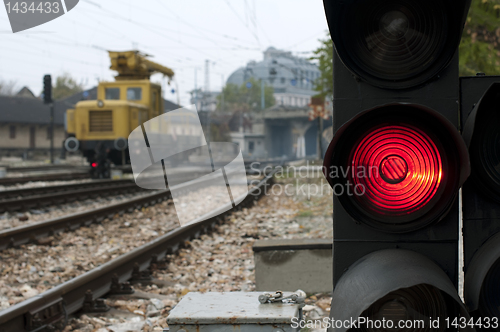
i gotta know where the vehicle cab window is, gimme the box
[127,87,142,101]
[105,88,120,100]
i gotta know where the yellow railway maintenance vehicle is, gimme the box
[64,50,175,178]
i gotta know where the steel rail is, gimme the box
[0,189,169,251]
[0,169,267,251]
[0,181,140,213]
[0,167,277,332]
[2,165,89,173]
[0,179,132,201]
[0,172,89,186]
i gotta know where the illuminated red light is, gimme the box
[91,162,98,168]
[350,124,442,217]
[323,105,470,232]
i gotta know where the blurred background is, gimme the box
[0,0,497,165]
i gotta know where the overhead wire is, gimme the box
[243,0,274,46]
[223,0,261,48]
[78,2,251,69]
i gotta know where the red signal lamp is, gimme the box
[91,162,98,168]
[323,104,469,233]
[351,123,442,217]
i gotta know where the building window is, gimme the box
[127,87,142,101]
[249,141,255,153]
[105,88,120,100]
[9,125,15,139]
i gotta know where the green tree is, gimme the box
[52,73,84,100]
[310,32,334,100]
[460,0,500,76]
[217,77,275,112]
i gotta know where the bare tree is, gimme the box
[53,73,84,100]
[0,79,17,96]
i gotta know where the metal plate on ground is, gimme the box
[167,292,301,332]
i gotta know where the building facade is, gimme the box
[226,47,320,107]
[0,87,181,159]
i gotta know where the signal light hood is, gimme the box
[330,249,475,332]
[464,232,500,313]
[323,103,470,232]
[323,0,471,89]
[462,82,500,201]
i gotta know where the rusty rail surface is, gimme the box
[0,167,277,332]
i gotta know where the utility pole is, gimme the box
[205,59,210,92]
[221,74,224,113]
[317,116,323,159]
[175,79,180,106]
[50,103,54,164]
[194,68,198,109]
[43,75,54,164]
[261,79,265,110]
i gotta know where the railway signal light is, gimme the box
[43,74,52,104]
[461,78,500,322]
[322,0,473,329]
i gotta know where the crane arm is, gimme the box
[108,50,175,81]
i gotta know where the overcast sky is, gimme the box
[0,0,329,105]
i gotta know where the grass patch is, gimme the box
[296,210,314,217]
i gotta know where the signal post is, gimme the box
[322,0,474,330]
[461,77,500,326]
[43,74,54,164]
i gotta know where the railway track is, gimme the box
[0,188,167,250]
[0,172,89,186]
[0,179,131,200]
[0,167,277,332]
[0,169,269,250]
[2,165,89,173]
[0,179,139,213]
